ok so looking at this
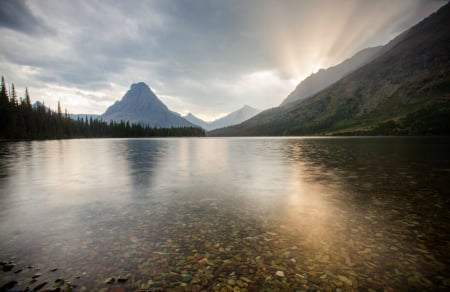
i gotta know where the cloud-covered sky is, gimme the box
[0,0,446,120]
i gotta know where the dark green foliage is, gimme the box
[370,103,450,135]
[0,77,205,140]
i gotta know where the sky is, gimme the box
[0,0,446,121]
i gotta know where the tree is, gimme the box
[0,76,9,137]
[10,83,18,107]
[25,87,31,108]
[0,76,8,104]
[57,100,62,117]
[0,76,206,139]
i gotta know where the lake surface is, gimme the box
[1,137,449,291]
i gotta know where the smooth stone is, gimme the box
[337,275,352,286]
[181,273,192,283]
[276,271,285,277]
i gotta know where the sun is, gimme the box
[290,78,301,86]
[312,62,322,73]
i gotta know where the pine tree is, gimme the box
[25,87,31,108]
[0,76,206,139]
[24,87,35,138]
[10,83,18,107]
[6,83,18,138]
[0,76,8,104]
[0,76,9,137]
[57,101,62,117]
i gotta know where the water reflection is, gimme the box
[124,139,167,194]
[278,137,450,289]
[0,137,449,290]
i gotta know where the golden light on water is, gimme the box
[1,138,449,290]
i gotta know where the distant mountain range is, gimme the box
[102,82,195,128]
[99,82,258,130]
[61,82,259,130]
[210,2,450,136]
[184,105,260,131]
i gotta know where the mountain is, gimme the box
[208,105,261,130]
[184,105,260,131]
[280,27,412,107]
[32,101,45,110]
[210,3,450,136]
[184,113,211,130]
[102,82,195,127]
[281,46,383,105]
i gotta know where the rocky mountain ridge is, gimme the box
[185,105,260,131]
[102,82,194,128]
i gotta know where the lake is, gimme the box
[1,137,449,291]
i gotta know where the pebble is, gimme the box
[275,271,285,277]
[1,167,449,292]
[181,273,192,283]
[337,275,352,286]
[104,277,115,284]
[32,281,48,291]
[117,275,129,282]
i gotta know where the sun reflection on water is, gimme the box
[0,137,449,290]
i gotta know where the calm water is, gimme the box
[0,137,449,291]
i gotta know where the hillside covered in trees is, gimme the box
[0,77,205,140]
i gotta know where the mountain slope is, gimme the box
[209,105,260,130]
[102,82,195,127]
[184,113,211,130]
[184,105,260,131]
[281,46,383,105]
[210,3,450,136]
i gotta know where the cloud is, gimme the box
[0,0,447,118]
[0,0,53,35]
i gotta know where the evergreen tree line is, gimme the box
[0,76,205,140]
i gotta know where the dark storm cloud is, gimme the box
[0,0,52,35]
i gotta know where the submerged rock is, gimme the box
[32,281,48,291]
[118,275,129,282]
[181,273,192,283]
[0,281,18,290]
[1,263,15,271]
[104,277,115,284]
[14,268,23,274]
[275,271,285,277]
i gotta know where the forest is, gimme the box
[0,77,205,140]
